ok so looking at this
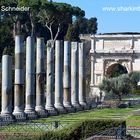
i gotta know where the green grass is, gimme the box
[126,116,140,127]
[34,104,140,127]
[0,105,139,133]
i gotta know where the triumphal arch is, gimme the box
[90,33,140,96]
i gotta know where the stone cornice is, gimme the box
[90,49,140,54]
[91,34,140,39]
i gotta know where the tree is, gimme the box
[38,2,85,47]
[74,17,98,34]
[0,0,98,53]
[129,71,140,89]
[99,74,131,101]
[18,0,49,37]
[0,10,14,60]
[87,17,98,34]
[64,23,80,42]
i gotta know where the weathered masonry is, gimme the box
[1,33,140,120]
[90,34,140,98]
[0,35,88,121]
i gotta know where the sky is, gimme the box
[54,0,140,34]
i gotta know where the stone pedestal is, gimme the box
[13,35,26,120]
[54,40,66,114]
[24,36,37,119]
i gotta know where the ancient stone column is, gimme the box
[24,36,37,119]
[45,41,57,115]
[89,38,96,108]
[63,41,74,112]
[54,40,66,113]
[1,54,13,120]
[71,42,82,111]
[35,37,47,117]
[78,43,87,109]
[90,38,95,87]
[13,35,26,120]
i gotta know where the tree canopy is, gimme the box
[99,72,140,101]
[0,0,98,57]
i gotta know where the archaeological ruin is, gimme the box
[0,33,140,120]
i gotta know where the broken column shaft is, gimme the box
[63,41,74,112]
[54,40,66,113]
[35,37,47,117]
[78,43,87,109]
[13,35,26,120]
[1,54,13,120]
[45,41,57,115]
[24,36,37,119]
[71,42,82,111]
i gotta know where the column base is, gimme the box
[35,106,48,118]
[36,111,48,118]
[79,102,90,110]
[63,104,75,113]
[55,105,67,114]
[72,103,83,112]
[13,112,26,121]
[0,114,15,122]
[24,110,38,120]
[46,106,58,116]
[24,105,38,119]
[133,109,140,116]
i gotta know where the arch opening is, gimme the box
[106,63,128,78]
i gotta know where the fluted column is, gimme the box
[45,41,57,115]
[78,43,87,109]
[35,37,47,117]
[54,40,66,113]
[24,36,37,119]
[71,42,82,111]
[1,54,13,120]
[13,35,26,120]
[63,41,74,112]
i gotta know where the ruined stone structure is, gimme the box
[1,33,140,120]
[90,33,140,100]
[0,35,88,120]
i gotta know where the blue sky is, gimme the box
[54,0,140,34]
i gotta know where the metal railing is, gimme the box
[0,120,140,140]
[85,126,140,140]
[91,125,126,140]
[0,120,70,140]
[127,126,140,138]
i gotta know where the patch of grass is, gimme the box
[0,104,139,134]
[126,116,140,127]
[34,104,140,127]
